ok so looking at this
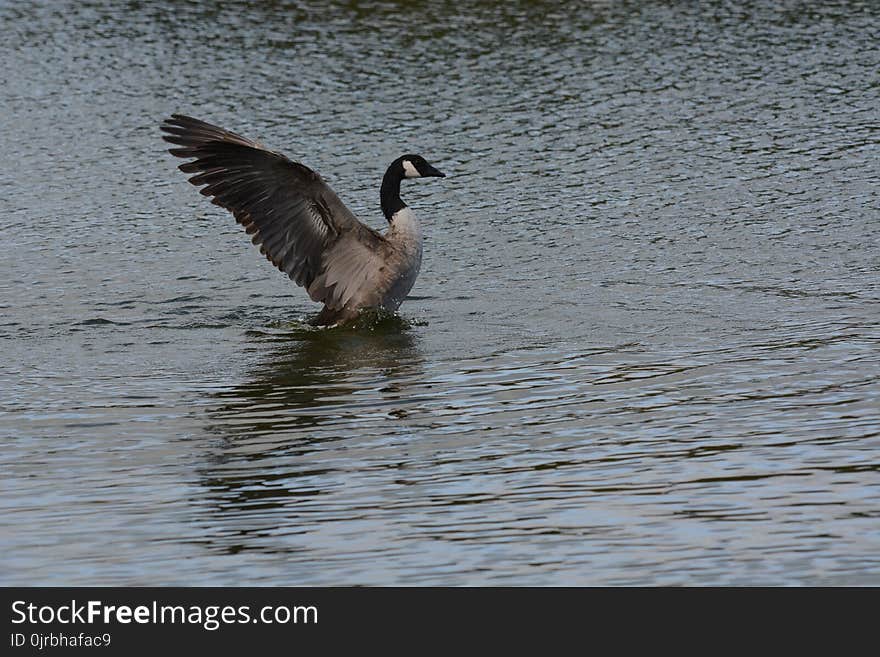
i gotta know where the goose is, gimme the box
[160,114,445,326]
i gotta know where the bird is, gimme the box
[160,114,445,327]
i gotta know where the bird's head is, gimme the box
[397,154,445,179]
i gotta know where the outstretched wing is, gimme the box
[161,114,387,310]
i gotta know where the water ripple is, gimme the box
[1,0,878,585]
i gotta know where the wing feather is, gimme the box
[161,114,388,307]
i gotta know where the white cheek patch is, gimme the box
[403,160,420,178]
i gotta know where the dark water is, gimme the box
[1,0,879,585]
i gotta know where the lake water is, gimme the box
[1,0,878,585]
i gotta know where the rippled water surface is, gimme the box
[2,0,879,585]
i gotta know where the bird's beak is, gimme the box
[423,164,446,178]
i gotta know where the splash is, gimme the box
[266,308,424,335]
[336,308,420,332]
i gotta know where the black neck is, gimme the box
[380,165,406,222]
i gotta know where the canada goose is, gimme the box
[160,114,445,326]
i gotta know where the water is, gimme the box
[1,0,878,585]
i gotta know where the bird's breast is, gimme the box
[382,208,423,310]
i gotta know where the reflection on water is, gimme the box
[208,318,422,440]
[198,321,422,551]
[1,0,879,584]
